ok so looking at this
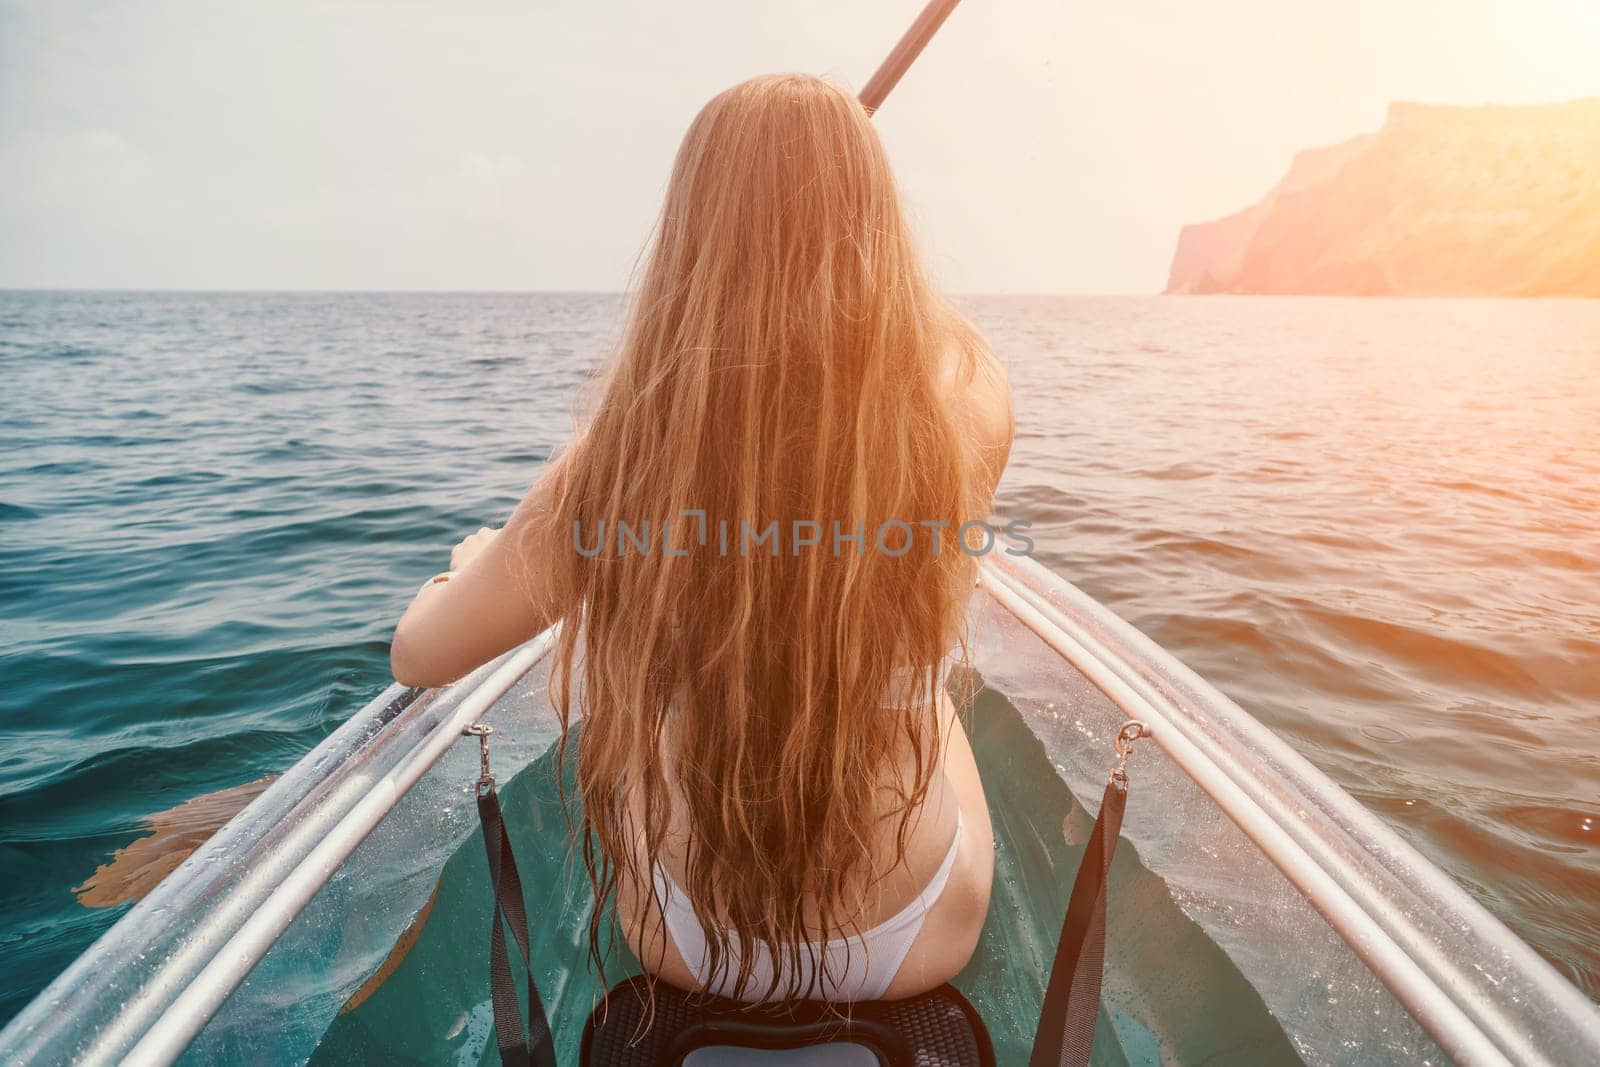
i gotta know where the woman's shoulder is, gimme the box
[940,327,1013,462]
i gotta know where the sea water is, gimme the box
[1,291,1596,1032]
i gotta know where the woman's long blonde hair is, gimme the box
[535,73,990,1000]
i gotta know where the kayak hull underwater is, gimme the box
[2,555,1597,1065]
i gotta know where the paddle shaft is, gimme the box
[860,0,965,113]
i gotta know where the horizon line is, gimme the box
[0,286,1164,298]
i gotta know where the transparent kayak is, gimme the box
[2,554,1596,1065]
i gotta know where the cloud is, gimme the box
[0,129,155,209]
[447,151,528,220]
[78,130,155,185]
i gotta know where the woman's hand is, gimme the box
[392,455,575,687]
[451,526,501,572]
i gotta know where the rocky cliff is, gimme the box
[1166,99,1600,296]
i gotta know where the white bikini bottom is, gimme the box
[651,809,965,1003]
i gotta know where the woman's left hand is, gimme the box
[450,526,501,572]
[393,470,569,687]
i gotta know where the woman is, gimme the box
[391,73,1012,1004]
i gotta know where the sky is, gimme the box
[1,0,1597,294]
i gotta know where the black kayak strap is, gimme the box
[477,775,557,1067]
[1029,773,1129,1067]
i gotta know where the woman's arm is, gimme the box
[389,447,579,688]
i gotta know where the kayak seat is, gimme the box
[580,974,995,1066]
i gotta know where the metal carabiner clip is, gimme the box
[463,722,494,787]
[1110,720,1149,786]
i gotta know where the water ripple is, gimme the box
[1,290,1597,1022]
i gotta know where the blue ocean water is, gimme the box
[1,290,1597,1027]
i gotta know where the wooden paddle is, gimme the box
[860,0,965,114]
